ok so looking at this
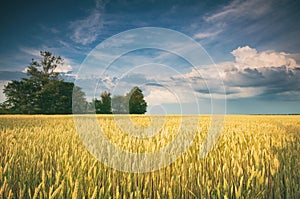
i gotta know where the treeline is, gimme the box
[91,87,147,114]
[0,51,147,114]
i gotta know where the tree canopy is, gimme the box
[94,91,112,114]
[97,87,147,114]
[0,51,86,114]
[128,86,147,114]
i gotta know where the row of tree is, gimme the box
[92,87,147,114]
[0,51,147,114]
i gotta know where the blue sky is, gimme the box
[0,0,300,114]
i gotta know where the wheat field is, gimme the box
[0,115,299,198]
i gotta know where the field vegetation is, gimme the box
[0,115,299,198]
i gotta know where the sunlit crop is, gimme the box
[0,115,299,198]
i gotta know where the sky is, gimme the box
[0,0,300,114]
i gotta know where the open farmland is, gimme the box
[0,115,299,198]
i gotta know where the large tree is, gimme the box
[38,80,74,114]
[3,79,38,113]
[1,51,86,114]
[127,86,147,114]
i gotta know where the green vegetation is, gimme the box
[94,91,112,114]
[0,52,147,114]
[91,87,148,114]
[108,87,147,114]
[0,51,86,114]
[128,86,147,114]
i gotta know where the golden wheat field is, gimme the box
[0,115,299,199]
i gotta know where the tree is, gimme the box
[38,80,74,114]
[26,51,62,81]
[72,86,88,114]
[94,91,112,114]
[3,79,37,113]
[93,99,101,114]
[1,51,86,114]
[127,86,147,114]
[110,87,148,114]
[0,101,11,114]
[99,91,112,114]
[112,95,128,114]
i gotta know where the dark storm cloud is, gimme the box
[225,66,293,87]
[196,88,238,95]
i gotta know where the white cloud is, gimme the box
[144,82,199,106]
[145,89,179,105]
[193,30,222,39]
[199,0,273,41]
[68,0,107,45]
[177,46,300,99]
[69,10,103,45]
[231,46,297,70]
[102,76,118,89]
[56,57,74,73]
[22,67,28,73]
[54,64,73,73]
[78,41,300,103]
[205,0,273,22]
[19,47,40,57]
